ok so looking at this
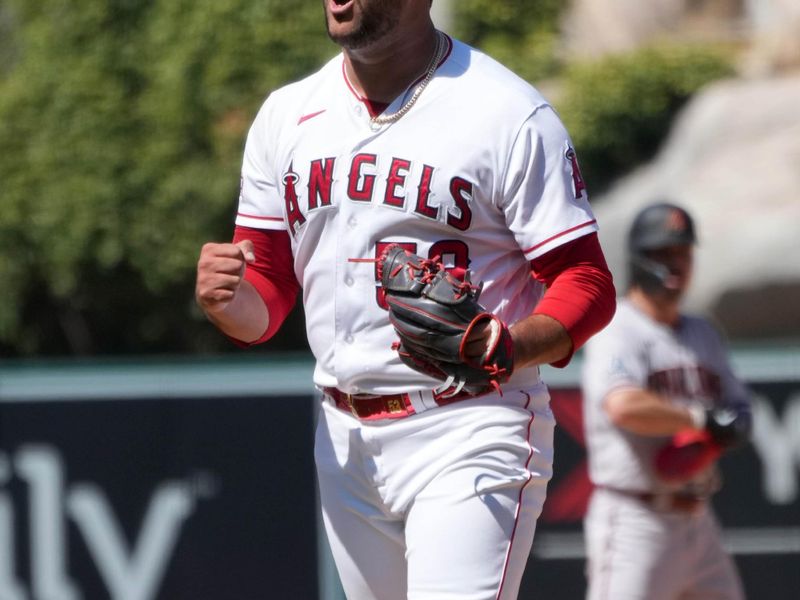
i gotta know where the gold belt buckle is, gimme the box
[386,398,404,414]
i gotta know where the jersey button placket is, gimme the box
[335,200,360,374]
[342,246,356,341]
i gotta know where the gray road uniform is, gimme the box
[581,298,748,600]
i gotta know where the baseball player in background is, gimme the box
[581,202,751,600]
[196,1,616,598]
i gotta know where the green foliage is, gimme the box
[557,44,736,192]
[0,1,737,357]
[0,3,18,79]
[0,0,334,356]
[451,0,564,82]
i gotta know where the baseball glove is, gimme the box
[378,244,514,398]
[654,406,751,481]
[703,405,752,448]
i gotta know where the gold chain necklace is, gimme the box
[368,31,446,131]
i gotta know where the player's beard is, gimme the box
[324,0,403,50]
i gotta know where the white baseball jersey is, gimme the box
[236,33,596,599]
[582,297,751,494]
[236,34,597,396]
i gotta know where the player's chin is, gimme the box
[325,14,361,45]
[327,26,378,51]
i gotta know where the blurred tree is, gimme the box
[0,1,736,358]
[451,0,563,82]
[557,44,736,192]
[0,3,18,78]
[0,0,334,356]
[449,3,735,195]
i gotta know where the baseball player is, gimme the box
[581,202,751,600]
[195,1,616,598]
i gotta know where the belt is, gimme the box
[323,386,478,421]
[600,486,707,513]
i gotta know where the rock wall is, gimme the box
[563,0,800,75]
[591,73,800,339]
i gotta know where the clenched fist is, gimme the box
[195,240,255,315]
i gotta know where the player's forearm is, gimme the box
[509,314,573,368]
[202,280,270,343]
[529,233,617,368]
[604,388,696,436]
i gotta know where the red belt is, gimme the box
[324,388,415,420]
[323,386,478,421]
[601,486,707,513]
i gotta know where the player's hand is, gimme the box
[463,318,495,362]
[464,319,510,364]
[195,240,256,315]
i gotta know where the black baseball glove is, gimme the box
[654,404,751,481]
[378,244,514,397]
[703,405,752,448]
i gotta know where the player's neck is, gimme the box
[628,288,681,327]
[342,24,438,104]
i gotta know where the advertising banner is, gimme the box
[1,352,797,599]
[0,392,318,600]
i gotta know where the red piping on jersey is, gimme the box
[496,392,535,600]
[431,33,454,75]
[340,33,453,117]
[237,212,284,223]
[522,220,597,255]
[340,62,387,117]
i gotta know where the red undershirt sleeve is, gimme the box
[231,225,300,345]
[530,232,616,368]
